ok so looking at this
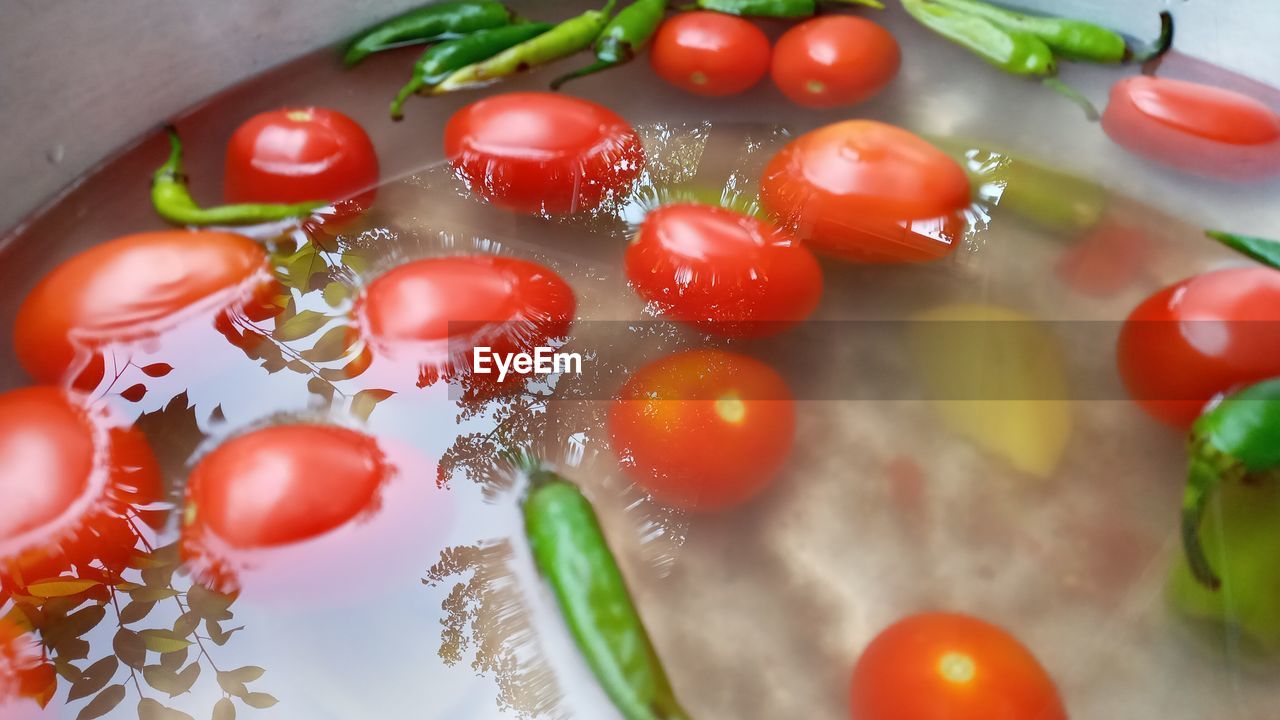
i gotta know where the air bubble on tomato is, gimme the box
[0,387,162,588]
[353,255,575,393]
[13,230,274,388]
[650,12,771,98]
[760,120,971,263]
[627,203,822,336]
[181,423,444,600]
[1118,266,1280,429]
[850,612,1067,720]
[771,16,901,109]
[225,107,380,220]
[1102,76,1280,181]
[608,349,795,511]
[445,92,645,215]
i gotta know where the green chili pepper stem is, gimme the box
[1041,77,1100,120]
[551,58,622,89]
[1131,11,1175,63]
[1182,449,1228,590]
[343,1,514,67]
[152,128,325,227]
[1206,230,1280,271]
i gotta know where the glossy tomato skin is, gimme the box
[0,387,162,583]
[1102,76,1280,180]
[650,12,771,97]
[851,613,1067,720]
[1118,267,1280,429]
[760,121,970,262]
[771,16,901,109]
[445,93,645,215]
[224,107,380,214]
[627,203,822,336]
[609,349,795,511]
[14,230,270,387]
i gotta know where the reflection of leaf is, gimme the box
[137,697,194,720]
[27,578,101,598]
[113,628,146,669]
[186,584,234,620]
[351,389,395,422]
[224,666,265,683]
[57,637,91,660]
[47,604,105,645]
[121,384,148,402]
[139,629,193,653]
[134,394,206,487]
[244,693,279,709]
[172,611,199,637]
[207,622,244,646]
[160,647,188,672]
[300,325,355,362]
[67,656,117,701]
[322,282,350,308]
[213,698,236,720]
[216,671,248,697]
[119,600,156,624]
[141,363,174,378]
[273,310,328,341]
[129,587,180,603]
[143,665,179,694]
[77,683,125,719]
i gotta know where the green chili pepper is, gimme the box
[521,459,691,720]
[1207,230,1280,271]
[693,0,883,17]
[434,2,617,93]
[1181,378,1280,590]
[391,23,554,119]
[344,1,514,67]
[551,0,666,90]
[930,0,1149,63]
[152,128,324,227]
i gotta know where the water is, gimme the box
[2,2,1280,718]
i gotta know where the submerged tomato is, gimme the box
[445,92,645,214]
[760,121,970,262]
[0,387,161,582]
[609,349,795,511]
[771,16,901,109]
[1102,76,1280,180]
[1118,267,1280,429]
[650,12,771,97]
[225,107,380,214]
[851,613,1067,720]
[627,203,822,335]
[13,230,270,387]
[356,255,574,389]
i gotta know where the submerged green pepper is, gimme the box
[551,0,666,90]
[694,0,883,17]
[521,460,691,720]
[1182,378,1280,590]
[434,2,616,93]
[931,0,1144,63]
[152,128,324,227]
[344,1,513,67]
[391,23,554,119]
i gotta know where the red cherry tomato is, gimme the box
[224,107,380,215]
[14,231,270,387]
[0,619,47,720]
[1102,76,1280,181]
[1118,266,1280,429]
[1055,221,1153,298]
[650,12,771,97]
[627,203,822,336]
[850,613,1067,720]
[609,349,795,511]
[445,92,645,215]
[771,16,901,109]
[0,387,161,582]
[760,121,970,262]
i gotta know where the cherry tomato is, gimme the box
[850,613,1067,720]
[609,349,795,511]
[1118,267,1280,429]
[445,92,645,215]
[0,619,47,720]
[650,12,771,97]
[771,16,901,109]
[355,255,576,388]
[760,121,970,262]
[1102,76,1280,181]
[14,230,270,387]
[0,387,161,582]
[1055,221,1152,298]
[224,107,380,215]
[627,203,822,336]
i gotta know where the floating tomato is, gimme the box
[0,619,47,720]
[650,12,771,97]
[225,107,380,216]
[608,349,795,511]
[1118,266,1280,429]
[0,387,161,584]
[771,16,901,109]
[445,92,645,214]
[355,255,575,389]
[850,613,1067,720]
[760,121,970,262]
[1102,76,1280,181]
[13,230,271,387]
[627,203,822,336]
